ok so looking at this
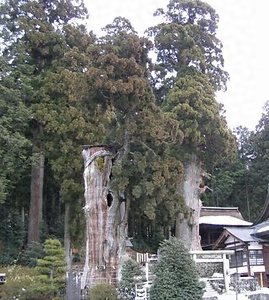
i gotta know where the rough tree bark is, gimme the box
[27,124,45,245]
[81,145,127,289]
[175,155,203,251]
[27,151,44,244]
[64,202,72,271]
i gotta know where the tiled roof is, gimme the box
[201,206,244,219]
[199,215,252,226]
[252,220,269,238]
[223,226,257,243]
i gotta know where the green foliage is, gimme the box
[0,207,26,265]
[197,262,223,278]
[201,155,247,208]
[150,237,204,300]
[87,283,118,300]
[244,102,269,219]
[34,239,66,297]
[20,242,44,268]
[148,0,236,169]
[0,45,32,204]
[148,0,229,94]
[131,232,167,253]
[230,102,269,220]
[202,119,269,222]
[0,265,40,300]
[163,70,236,166]
[0,0,92,245]
[0,0,254,268]
[93,16,187,247]
[118,259,143,299]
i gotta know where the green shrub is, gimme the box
[150,237,204,300]
[118,259,143,299]
[87,283,118,300]
[34,239,66,299]
[20,241,44,267]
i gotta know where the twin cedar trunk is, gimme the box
[81,148,203,288]
[28,152,44,244]
[81,146,126,289]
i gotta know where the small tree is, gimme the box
[150,237,204,300]
[118,259,143,299]
[34,239,66,299]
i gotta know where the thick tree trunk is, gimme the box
[81,146,127,289]
[64,202,72,272]
[27,151,44,244]
[175,155,202,251]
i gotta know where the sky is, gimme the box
[85,0,269,131]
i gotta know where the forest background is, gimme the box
[1,0,269,266]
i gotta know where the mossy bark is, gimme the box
[176,155,203,251]
[81,146,127,289]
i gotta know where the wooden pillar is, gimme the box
[260,273,264,288]
[223,253,230,294]
[246,245,251,277]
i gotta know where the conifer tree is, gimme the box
[148,0,236,164]
[0,53,32,204]
[35,239,66,298]
[98,17,185,248]
[0,0,89,245]
[147,0,236,249]
[150,237,204,300]
[79,16,187,286]
[118,259,143,300]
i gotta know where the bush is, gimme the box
[34,239,66,299]
[87,283,118,300]
[20,242,44,267]
[150,237,204,300]
[118,259,143,299]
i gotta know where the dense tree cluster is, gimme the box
[203,101,269,221]
[0,0,266,271]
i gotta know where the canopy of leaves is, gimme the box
[162,68,236,166]
[148,0,236,169]
[148,0,229,99]
[230,104,269,221]
[0,0,238,255]
[0,45,32,204]
[20,242,44,268]
[202,117,269,222]
[89,17,186,243]
[0,0,92,246]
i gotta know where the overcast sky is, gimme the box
[86,0,269,131]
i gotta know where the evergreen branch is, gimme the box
[138,141,157,156]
